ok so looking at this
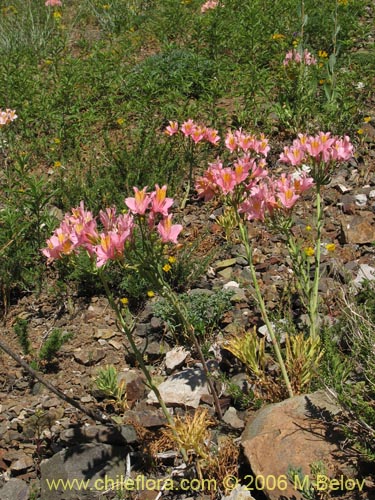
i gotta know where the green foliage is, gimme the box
[153,289,234,340]
[321,281,375,461]
[38,329,73,363]
[95,364,127,411]
[14,318,31,355]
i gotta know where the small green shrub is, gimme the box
[153,288,234,341]
[38,329,73,363]
[14,318,31,355]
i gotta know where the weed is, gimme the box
[14,318,31,355]
[95,364,128,412]
[153,289,234,342]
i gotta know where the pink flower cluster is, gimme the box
[165,119,220,146]
[43,186,182,267]
[201,0,219,12]
[283,49,317,66]
[0,109,17,126]
[279,132,354,165]
[195,128,353,222]
[45,0,62,6]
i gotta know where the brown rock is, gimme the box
[73,348,106,366]
[241,391,343,500]
[340,213,375,244]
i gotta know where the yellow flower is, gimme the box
[162,263,172,272]
[168,256,176,264]
[102,4,110,9]
[120,297,129,305]
[325,243,336,252]
[53,137,61,144]
[147,290,155,298]
[357,129,364,135]
[319,79,325,85]
[292,39,299,47]
[338,0,348,5]
[305,225,312,231]
[364,116,371,123]
[45,59,53,65]
[318,50,328,58]
[116,117,124,126]
[53,11,62,20]
[304,247,315,257]
[271,33,285,41]
[54,161,62,168]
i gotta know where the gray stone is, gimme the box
[354,193,368,207]
[40,443,129,500]
[221,485,256,500]
[147,367,210,408]
[0,478,29,500]
[354,263,375,287]
[73,348,106,366]
[223,407,245,429]
[165,347,189,373]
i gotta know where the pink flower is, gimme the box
[201,0,219,13]
[45,0,62,5]
[42,223,75,261]
[216,167,237,194]
[279,145,305,166]
[181,119,195,137]
[0,109,17,126]
[157,215,182,244]
[165,121,179,136]
[125,186,151,215]
[331,136,353,161]
[204,127,220,145]
[191,125,207,144]
[151,184,174,216]
[225,131,237,152]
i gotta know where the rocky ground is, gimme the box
[1,131,375,500]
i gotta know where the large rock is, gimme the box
[147,367,210,408]
[40,443,129,499]
[0,478,29,500]
[241,391,343,500]
[340,214,375,244]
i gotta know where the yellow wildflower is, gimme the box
[325,243,336,252]
[120,297,129,305]
[318,50,328,58]
[304,247,315,257]
[319,79,325,85]
[45,59,53,65]
[364,116,371,123]
[147,290,155,298]
[53,11,62,20]
[163,263,172,272]
[102,4,110,9]
[357,129,364,135]
[116,118,124,125]
[53,137,61,144]
[54,161,62,168]
[168,256,176,264]
[305,225,312,231]
[271,33,285,41]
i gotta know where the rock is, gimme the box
[94,328,116,340]
[145,340,170,361]
[214,258,237,271]
[354,263,375,287]
[147,367,210,408]
[40,443,129,500]
[10,454,34,472]
[223,407,245,429]
[340,214,375,244]
[60,424,137,445]
[0,478,29,500]
[354,193,367,207]
[118,369,146,403]
[165,347,189,373]
[223,280,240,289]
[221,485,256,500]
[241,390,342,500]
[73,348,106,366]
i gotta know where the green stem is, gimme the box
[98,270,189,462]
[286,234,310,308]
[239,221,294,398]
[309,186,323,340]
